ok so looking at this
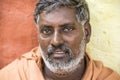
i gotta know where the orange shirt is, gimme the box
[0,47,120,80]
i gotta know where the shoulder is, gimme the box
[0,47,40,80]
[93,60,120,80]
[0,53,30,79]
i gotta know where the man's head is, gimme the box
[34,0,91,74]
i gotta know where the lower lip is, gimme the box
[53,53,66,58]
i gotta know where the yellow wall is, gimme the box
[86,0,120,75]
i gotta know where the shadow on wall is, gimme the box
[0,0,38,69]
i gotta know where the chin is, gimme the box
[41,50,85,74]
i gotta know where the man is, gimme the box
[0,0,120,80]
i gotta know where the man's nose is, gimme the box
[51,31,64,47]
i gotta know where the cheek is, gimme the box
[66,31,84,55]
[70,39,82,55]
[38,36,50,52]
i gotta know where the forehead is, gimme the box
[39,7,77,25]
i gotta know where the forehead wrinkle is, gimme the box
[39,7,77,24]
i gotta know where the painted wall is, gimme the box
[0,0,38,68]
[86,0,120,74]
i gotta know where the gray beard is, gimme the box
[39,35,86,74]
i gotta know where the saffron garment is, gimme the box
[0,47,120,80]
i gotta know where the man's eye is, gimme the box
[63,27,74,32]
[41,29,52,35]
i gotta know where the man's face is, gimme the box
[38,7,87,73]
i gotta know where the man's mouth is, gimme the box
[53,49,66,58]
[47,45,71,60]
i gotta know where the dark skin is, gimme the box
[37,7,91,80]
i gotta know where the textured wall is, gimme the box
[0,0,38,68]
[86,0,120,74]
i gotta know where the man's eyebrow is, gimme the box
[60,23,75,27]
[39,24,53,28]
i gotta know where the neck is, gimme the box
[43,58,86,80]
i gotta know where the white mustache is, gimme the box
[47,45,73,57]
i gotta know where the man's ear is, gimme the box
[84,22,91,43]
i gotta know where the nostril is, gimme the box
[51,44,63,48]
[51,40,64,47]
[51,44,56,48]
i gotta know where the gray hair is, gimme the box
[34,0,90,26]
